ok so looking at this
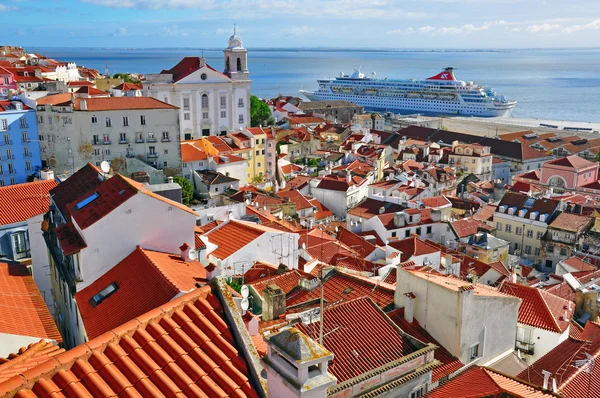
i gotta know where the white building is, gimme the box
[144,28,250,140]
[309,175,371,218]
[395,268,521,367]
[36,94,182,176]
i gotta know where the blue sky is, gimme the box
[2,0,600,48]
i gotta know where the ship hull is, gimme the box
[300,90,515,118]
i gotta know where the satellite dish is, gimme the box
[241,285,249,299]
[100,161,110,173]
[241,298,249,312]
[188,249,197,261]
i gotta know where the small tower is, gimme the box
[262,328,336,398]
[223,24,249,81]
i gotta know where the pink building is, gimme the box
[0,66,17,98]
[539,155,598,189]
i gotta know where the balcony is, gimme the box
[126,152,135,158]
[102,140,111,145]
[119,139,128,144]
[42,221,79,294]
[516,339,535,355]
[5,154,14,160]
[2,140,12,145]
[22,138,30,143]
[92,140,101,146]
[147,138,157,143]
[20,124,28,129]
[161,138,171,142]
[135,138,144,143]
[147,152,158,159]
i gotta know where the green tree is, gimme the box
[370,113,377,129]
[112,73,141,84]
[173,176,194,206]
[250,95,274,127]
[307,158,319,167]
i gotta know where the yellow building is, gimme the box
[459,232,510,264]
[245,127,267,183]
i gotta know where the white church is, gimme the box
[143,28,251,140]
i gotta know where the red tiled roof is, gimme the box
[499,281,573,333]
[0,341,65,384]
[307,197,333,220]
[355,230,385,246]
[389,236,439,262]
[204,220,280,260]
[296,297,413,382]
[74,86,107,96]
[113,82,143,91]
[0,285,259,398]
[549,213,592,233]
[0,180,57,226]
[560,256,596,272]
[54,221,87,256]
[546,155,596,169]
[348,198,405,219]
[417,195,451,208]
[0,263,62,343]
[68,80,95,87]
[181,143,209,162]
[36,93,72,106]
[570,320,584,340]
[242,261,280,284]
[427,366,558,398]
[388,308,463,382]
[336,226,377,257]
[75,246,207,339]
[75,97,177,111]
[276,189,312,210]
[243,206,302,233]
[473,203,497,222]
[50,163,104,220]
[450,217,493,238]
[286,269,396,310]
[250,269,309,297]
[160,56,231,83]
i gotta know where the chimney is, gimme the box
[346,172,352,184]
[379,206,385,215]
[40,168,54,181]
[509,272,517,283]
[79,99,87,110]
[262,328,336,398]
[179,243,195,262]
[542,370,552,390]
[404,292,415,323]
[393,211,406,228]
[262,284,286,322]
[205,263,217,280]
[167,176,174,184]
[199,57,206,67]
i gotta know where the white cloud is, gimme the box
[83,0,214,9]
[524,23,562,33]
[0,4,17,11]
[112,27,128,36]
[388,20,506,36]
[563,19,600,33]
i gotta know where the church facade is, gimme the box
[143,28,251,140]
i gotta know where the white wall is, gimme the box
[526,325,569,365]
[77,192,196,291]
[27,214,54,314]
[310,187,347,218]
[0,333,52,357]
[194,201,246,225]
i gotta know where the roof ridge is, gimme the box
[136,246,183,292]
[535,286,568,333]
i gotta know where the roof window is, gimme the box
[75,192,100,210]
[89,282,119,308]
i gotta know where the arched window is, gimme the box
[225,57,230,72]
[237,58,242,72]
[201,94,209,109]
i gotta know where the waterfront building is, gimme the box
[297,100,364,123]
[0,99,41,186]
[144,28,250,140]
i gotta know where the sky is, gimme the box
[2,0,600,48]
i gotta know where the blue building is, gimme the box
[492,157,511,183]
[0,100,41,186]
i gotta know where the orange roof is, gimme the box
[74,86,107,96]
[75,246,207,339]
[0,341,65,384]
[74,97,178,111]
[560,256,596,272]
[427,366,558,397]
[407,270,510,298]
[0,180,57,225]
[250,269,308,296]
[450,217,493,238]
[245,126,267,136]
[276,189,312,210]
[181,142,208,162]
[389,236,440,262]
[308,197,333,220]
[0,263,62,343]
[67,80,94,87]
[36,93,72,106]
[0,286,259,398]
[499,281,574,333]
[295,297,414,382]
[204,220,281,260]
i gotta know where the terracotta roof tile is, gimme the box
[36,93,73,106]
[0,180,57,226]
[0,286,259,398]
[389,236,440,262]
[499,281,574,333]
[546,155,596,169]
[74,97,178,111]
[50,163,104,219]
[336,226,377,257]
[450,217,493,238]
[0,263,62,343]
[348,198,405,219]
[54,221,87,256]
[427,366,558,397]
[75,246,206,339]
[549,212,593,233]
[295,297,413,382]
[242,261,280,284]
[250,269,309,296]
[561,256,596,272]
[204,220,282,260]
[388,308,463,382]
[0,341,65,383]
[276,189,312,210]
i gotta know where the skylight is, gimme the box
[75,192,100,210]
[89,282,119,308]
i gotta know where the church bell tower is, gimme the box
[224,25,249,81]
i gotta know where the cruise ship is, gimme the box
[300,67,516,117]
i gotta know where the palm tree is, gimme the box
[370,113,377,129]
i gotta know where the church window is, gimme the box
[237,58,242,72]
[201,94,209,109]
[226,58,230,72]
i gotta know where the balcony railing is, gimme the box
[147,138,157,143]
[135,138,144,143]
[119,139,128,144]
[3,140,12,145]
[161,138,171,142]
[102,140,111,145]
[5,154,14,160]
[92,140,101,146]
[126,152,135,158]
[23,152,32,158]
[516,339,535,355]
[22,138,29,143]
[147,152,158,159]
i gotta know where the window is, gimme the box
[410,386,426,398]
[6,148,13,159]
[25,161,31,171]
[3,77,8,85]
[405,230,411,238]
[1,119,7,130]
[262,138,265,144]
[525,245,532,255]
[148,132,155,141]
[122,116,129,126]
[535,248,541,256]
[238,98,244,108]
[12,231,29,254]
[3,134,9,145]
[164,149,168,155]
[496,222,502,230]
[516,226,522,235]
[76,192,100,209]
[202,112,208,120]
[183,98,190,110]
[536,231,543,239]
[560,247,568,256]
[105,117,111,127]
[19,117,27,128]
[517,326,531,344]
[104,149,110,155]
[89,282,119,308]
[140,115,146,125]
[23,147,30,157]
[237,58,242,72]
[103,134,110,144]
[201,94,209,109]
[93,149,100,156]
[220,111,226,118]
[21,131,28,143]
[37,115,43,124]
[162,131,169,141]
[163,161,168,167]
[526,230,533,238]
[0,179,4,187]
[255,139,259,145]
[119,133,127,143]
[92,135,99,145]
[505,224,511,233]
[239,114,244,123]
[470,343,480,360]
[220,96,226,109]
[149,146,156,155]
[426,226,432,234]
[256,150,260,156]
[262,150,265,155]
[257,162,261,168]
